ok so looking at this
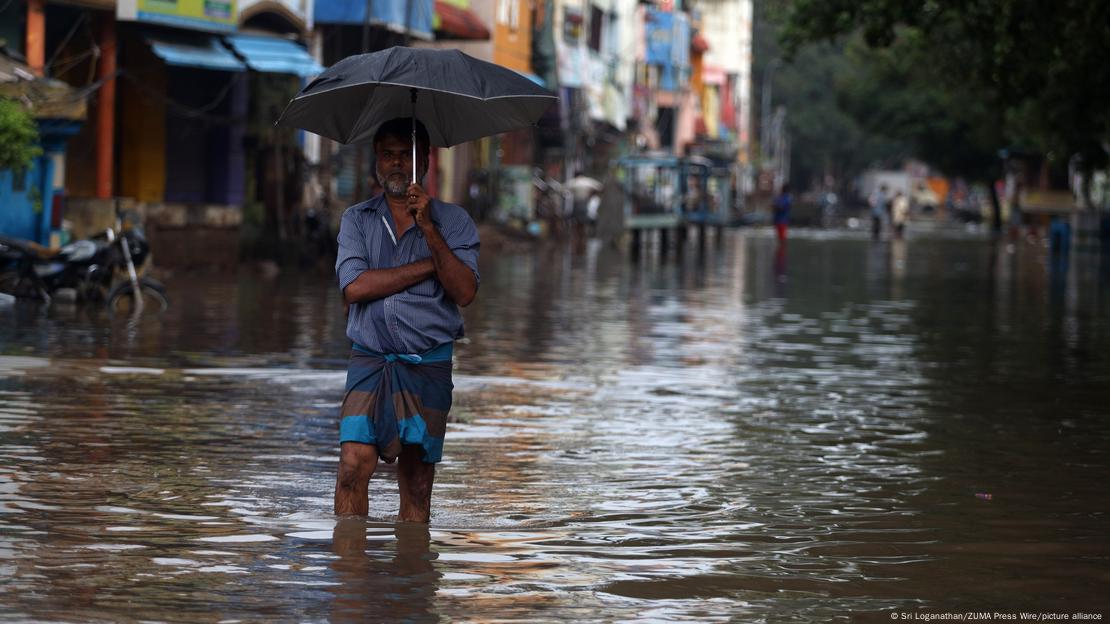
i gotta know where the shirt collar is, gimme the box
[359,194,442,226]
[358,194,387,213]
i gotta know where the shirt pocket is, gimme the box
[406,277,441,297]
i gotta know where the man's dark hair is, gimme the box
[373,117,430,155]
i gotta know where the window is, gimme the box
[588,5,603,51]
[605,11,619,57]
[563,7,583,44]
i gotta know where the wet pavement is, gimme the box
[1,230,1109,622]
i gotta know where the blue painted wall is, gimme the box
[0,165,49,244]
[0,121,80,245]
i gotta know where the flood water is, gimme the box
[1,230,1109,622]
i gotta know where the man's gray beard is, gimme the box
[376,169,425,197]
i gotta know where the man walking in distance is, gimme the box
[772,183,792,244]
[334,117,480,522]
[869,184,888,240]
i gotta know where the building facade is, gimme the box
[2,0,752,263]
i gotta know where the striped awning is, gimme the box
[223,34,324,77]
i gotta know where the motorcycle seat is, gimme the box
[0,235,60,260]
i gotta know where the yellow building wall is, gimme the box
[492,0,532,74]
[118,33,166,202]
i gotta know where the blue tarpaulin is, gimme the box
[223,34,324,76]
[314,0,434,40]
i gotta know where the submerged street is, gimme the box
[1,231,1109,621]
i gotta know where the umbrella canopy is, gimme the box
[275,46,557,147]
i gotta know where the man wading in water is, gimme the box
[333,118,480,522]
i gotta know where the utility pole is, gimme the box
[362,0,373,53]
[404,0,414,46]
[770,105,787,192]
[759,59,779,165]
[362,0,374,203]
[25,0,45,75]
[95,15,116,199]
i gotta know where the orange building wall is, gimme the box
[492,0,532,74]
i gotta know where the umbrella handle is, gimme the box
[411,89,418,186]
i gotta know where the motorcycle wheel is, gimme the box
[0,270,47,300]
[106,277,169,315]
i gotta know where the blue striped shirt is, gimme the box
[336,194,480,354]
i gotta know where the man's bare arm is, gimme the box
[422,226,477,307]
[342,259,436,305]
[406,183,478,307]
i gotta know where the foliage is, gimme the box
[779,0,1110,174]
[833,34,1003,181]
[0,98,42,172]
[753,1,908,192]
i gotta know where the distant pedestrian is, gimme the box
[891,190,909,239]
[869,184,888,240]
[1007,180,1024,242]
[773,183,792,244]
[586,191,601,238]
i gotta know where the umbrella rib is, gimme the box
[288,80,556,103]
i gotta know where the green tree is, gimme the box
[754,1,907,194]
[780,0,1110,176]
[0,98,41,171]
[833,33,1003,183]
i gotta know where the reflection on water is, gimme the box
[1,230,1109,622]
[329,520,439,623]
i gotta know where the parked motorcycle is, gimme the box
[0,218,168,314]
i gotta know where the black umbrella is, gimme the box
[276,46,557,182]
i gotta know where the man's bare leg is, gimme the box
[397,444,436,523]
[335,442,378,515]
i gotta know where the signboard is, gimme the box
[240,0,312,31]
[118,0,238,32]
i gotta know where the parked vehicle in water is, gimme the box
[615,154,735,229]
[0,215,168,314]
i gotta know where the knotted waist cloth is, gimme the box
[338,342,453,464]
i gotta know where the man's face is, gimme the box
[374,134,428,197]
